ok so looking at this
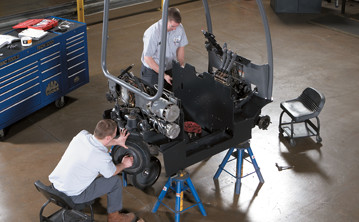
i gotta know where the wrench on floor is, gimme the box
[275,163,294,171]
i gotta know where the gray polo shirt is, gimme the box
[141,19,188,71]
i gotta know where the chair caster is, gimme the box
[0,129,4,139]
[316,136,322,143]
[55,96,65,108]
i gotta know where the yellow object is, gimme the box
[77,0,85,23]
[161,0,165,11]
[180,190,184,211]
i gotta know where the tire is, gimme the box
[131,156,161,190]
[111,139,151,175]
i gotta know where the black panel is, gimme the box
[172,62,234,132]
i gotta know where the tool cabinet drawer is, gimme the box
[65,30,88,90]
[0,64,39,94]
[0,74,39,101]
[0,59,38,85]
[0,86,41,123]
[67,49,86,68]
[0,81,41,108]
[68,67,86,90]
[39,46,61,69]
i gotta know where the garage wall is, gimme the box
[0,0,71,18]
[0,0,194,31]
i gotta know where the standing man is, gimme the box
[141,7,188,90]
[49,119,142,222]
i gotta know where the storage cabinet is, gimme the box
[0,17,89,136]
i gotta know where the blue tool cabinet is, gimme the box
[0,17,89,137]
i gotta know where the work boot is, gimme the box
[108,211,142,222]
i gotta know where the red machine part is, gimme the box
[184,121,202,134]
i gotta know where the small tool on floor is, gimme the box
[275,163,294,171]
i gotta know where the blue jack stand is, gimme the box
[213,141,264,194]
[122,172,128,187]
[152,170,207,222]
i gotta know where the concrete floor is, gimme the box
[1,0,359,221]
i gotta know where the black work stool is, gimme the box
[279,87,325,146]
[34,180,94,222]
[214,141,264,194]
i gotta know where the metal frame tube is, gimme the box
[202,0,213,33]
[255,0,274,99]
[101,0,169,101]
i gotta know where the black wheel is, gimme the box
[55,96,65,108]
[0,129,4,139]
[316,136,322,143]
[111,139,151,175]
[131,156,161,190]
[258,115,271,130]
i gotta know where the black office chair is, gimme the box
[279,87,325,146]
[34,180,94,222]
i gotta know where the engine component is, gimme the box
[226,53,238,73]
[223,50,232,72]
[184,121,202,140]
[202,30,223,55]
[106,65,140,106]
[106,80,118,103]
[124,114,137,130]
[184,121,202,134]
[220,47,227,71]
[147,97,180,123]
[150,117,180,139]
[121,87,131,105]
